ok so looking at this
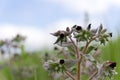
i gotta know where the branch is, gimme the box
[88,70,98,80]
[65,71,76,80]
[69,36,80,58]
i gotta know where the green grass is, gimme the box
[101,37,120,80]
[0,51,50,80]
[0,36,120,80]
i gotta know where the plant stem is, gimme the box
[65,71,76,80]
[77,57,82,80]
[77,40,91,80]
[88,70,98,80]
[69,36,94,80]
[82,41,91,54]
[69,36,81,80]
[69,36,80,58]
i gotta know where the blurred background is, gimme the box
[0,0,120,80]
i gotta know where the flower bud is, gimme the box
[72,25,77,28]
[60,33,65,39]
[108,62,116,69]
[66,27,70,32]
[59,59,65,64]
[76,26,82,31]
[109,33,112,37]
[87,24,91,31]
[54,46,58,50]
[98,24,103,34]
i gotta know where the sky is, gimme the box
[0,0,120,51]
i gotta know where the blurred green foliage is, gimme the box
[0,36,120,80]
[0,51,50,80]
[101,37,120,80]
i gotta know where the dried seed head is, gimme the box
[66,27,70,32]
[87,24,91,31]
[59,59,65,64]
[72,25,77,28]
[109,33,112,37]
[108,62,116,69]
[98,24,103,34]
[76,26,82,31]
[94,47,98,51]
[54,46,58,50]
[60,33,65,39]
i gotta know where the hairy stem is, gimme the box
[69,36,81,80]
[82,41,91,54]
[77,40,92,80]
[69,36,79,58]
[65,71,76,80]
[77,56,83,80]
[88,70,98,80]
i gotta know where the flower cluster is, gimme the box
[43,24,117,80]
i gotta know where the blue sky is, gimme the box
[0,0,83,27]
[0,0,120,50]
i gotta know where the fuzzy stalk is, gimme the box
[65,71,76,80]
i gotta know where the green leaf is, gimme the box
[86,46,94,54]
[54,37,61,44]
[101,29,107,34]
[100,38,105,45]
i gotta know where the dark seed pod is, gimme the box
[66,27,70,32]
[54,46,58,50]
[87,24,91,31]
[60,33,65,39]
[109,33,112,37]
[94,47,98,51]
[108,62,116,69]
[72,25,77,28]
[98,24,103,34]
[76,26,82,31]
[59,59,65,64]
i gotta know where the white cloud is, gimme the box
[47,19,83,31]
[0,24,53,51]
[0,18,104,51]
[0,20,78,51]
[50,0,120,14]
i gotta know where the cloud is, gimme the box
[0,24,52,51]
[0,17,105,51]
[0,19,78,51]
[50,0,120,14]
